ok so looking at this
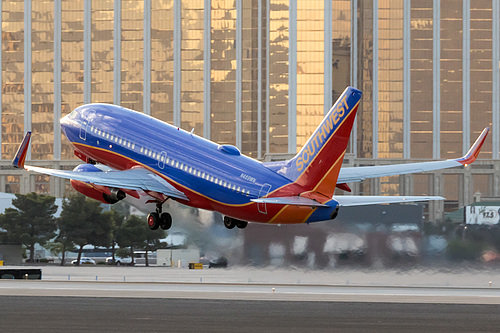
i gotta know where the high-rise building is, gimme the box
[0,0,498,221]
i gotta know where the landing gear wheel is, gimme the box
[160,213,172,230]
[223,216,236,229]
[147,213,160,230]
[236,220,248,229]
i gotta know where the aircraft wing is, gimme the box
[26,165,189,201]
[12,132,189,201]
[338,127,489,184]
[334,195,444,207]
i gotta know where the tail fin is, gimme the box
[290,86,362,197]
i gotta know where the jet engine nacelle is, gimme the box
[70,164,126,204]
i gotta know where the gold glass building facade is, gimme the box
[0,0,499,220]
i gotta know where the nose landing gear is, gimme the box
[147,202,172,230]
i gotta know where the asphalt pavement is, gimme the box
[2,296,500,333]
[2,265,500,332]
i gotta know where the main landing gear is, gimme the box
[223,216,248,229]
[147,202,172,231]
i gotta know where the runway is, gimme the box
[1,296,499,332]
[2,266,500,331]
[1,280,500,304]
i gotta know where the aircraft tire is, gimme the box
[147,213,160,230]
[223,216,236,229]
[236,220,248,229]
[330,207,339,220]
[160,213,172,230]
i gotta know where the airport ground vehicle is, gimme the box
[71,257,96,265]
[208,257,228,268]
[133,251,157,266]
[105,256,133,266]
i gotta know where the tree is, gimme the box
[104,208,125,265]
[116,215,145,265]
[143,224,167,266]
[116,215,166,266]
[59,193,113,265]
[45,240,75,265]
[51,219,78,266]
[0,193,58,262]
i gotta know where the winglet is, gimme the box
[12,131,31,169]
[457,127,489,166]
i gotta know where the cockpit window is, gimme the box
[67,109,78,120]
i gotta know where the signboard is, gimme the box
[465,206,500,225]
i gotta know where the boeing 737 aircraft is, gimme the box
[13,87,488,230]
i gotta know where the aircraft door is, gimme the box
[257,183,272,214]
[158,151,167,169]
[79,121,87,141]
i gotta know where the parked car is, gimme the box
[71,257,96,265]
[209,257,228,268]
[105,256,133,266]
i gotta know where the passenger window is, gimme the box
[140,147,144,153]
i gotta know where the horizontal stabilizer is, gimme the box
[334,195,444,207]
[251,196,329,207]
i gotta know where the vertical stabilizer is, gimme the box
[289,86,362,197]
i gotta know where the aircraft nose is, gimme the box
[60,113,70,131]
[60,110,78,137]
[60,113,69,124]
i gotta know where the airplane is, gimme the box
[12,86,489,230]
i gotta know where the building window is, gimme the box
[5,175,20,194]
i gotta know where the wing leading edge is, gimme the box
[13,132,188,201]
